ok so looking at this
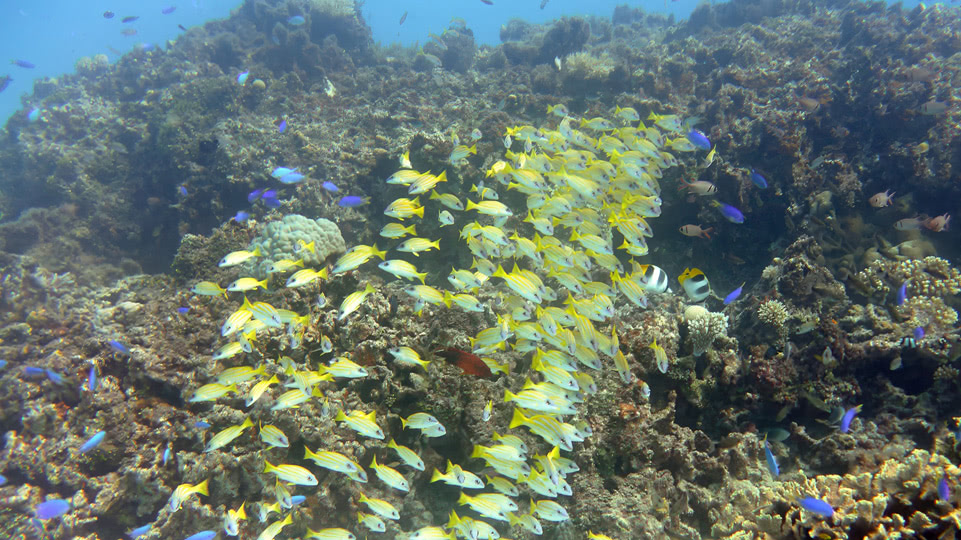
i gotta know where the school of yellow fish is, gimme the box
[184,106,708,540]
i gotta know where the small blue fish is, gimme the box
[108,340,130,355]
[763,440,779,477]
[798,497,833,518]
[291,495,307,506]
[27,108,40,122]
[232,211,249,222]
[161,6,177,15]
[177,307,190,315]
[86,365,97,391]
[913,326,925,341]
[322,181,338,193]
[163,445,172,465]
[128,524,151,538]
[263,196,281,209]
[271,167,296,178]
[686,129,711,151]
[247,188,264,203]
[279,171,305,184]
[839,405,861,433]
[237,71,249,86]
[0,360,6,369]
[178,185,188,196]
[0,474,5,485]
[261,189,278,199]
[287,15,306,25]
[35,499,70,520]
[23,366,45,377]
[338,195,367,208]
[194,421,211,429]
[12,60,36,69]
[939,474,950,501]
[45,369,64,384]
[749,169,768,189]
[714,201,745,223]
[723,283,744,305]
[79,431,106,454]
[897,280,908,306]
[278,119,287,133]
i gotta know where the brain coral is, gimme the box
[245,214,345,278]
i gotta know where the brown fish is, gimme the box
[433,347,492,377]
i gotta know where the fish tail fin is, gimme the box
[430,469,443,483]
[509,407,527,429]
[194,478,210,496]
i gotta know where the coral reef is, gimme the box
[0,0,960,538]
[244,214,345,277]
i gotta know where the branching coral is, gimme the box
[685,306,728,357]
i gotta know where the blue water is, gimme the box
[0,0,928,126]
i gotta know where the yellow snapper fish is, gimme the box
[409,170,448,195]
[428,191,465,210]
[192,280,227,298]
[509,408,573,451]
[221,306,252,336]
[259,422,289,448]
[378,259,428,284]
[650,337,670,373]
[245,375,279,407]
[212,341,244,361]
[398,150,412,169]
[379,222,417,239]
[291,267,329,288]
[265,258,303,274]
[386,168,423,185]
[465,199,513,217]
[223,501,246,536]
[337,283,376,320]
[318,356,369,378]
[257,514,292,540]
[397,237,441,256]
[332,244,387,274]
[370,454,410,492]
[188,382,238,403]
[168,478,209,511]
[218,247,262,268]
[449,144,477,165]
[335,409,384,439]
[263,460,318,486]
[304,447,365,478]
[305,527,356,540]
[388,346,430,370]
[205,417,253,452]
[226,277,267,292]
[216,364,266,385]
[384,196,425,220]
[492,265,542,304]
[387,438,425,470]
[358,511,386,533]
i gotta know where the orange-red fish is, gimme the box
[434,348,492,378]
